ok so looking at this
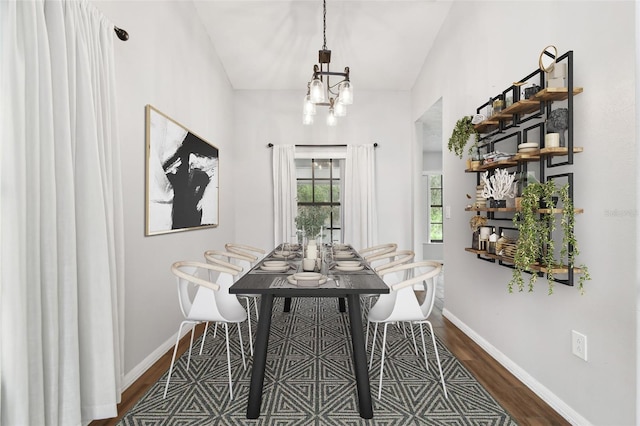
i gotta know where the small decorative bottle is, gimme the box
[488,228,498,254]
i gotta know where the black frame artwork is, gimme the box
[145,105,219,235]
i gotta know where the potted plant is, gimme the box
[508,180,590,294]
[448,116,480,159]
[294,206,330,241]
[469,215,488,250]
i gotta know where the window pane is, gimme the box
[429,175,442,187]
[297,181,313,202]
[332,184,341,203]
[314,160,332,179]
[314,183,331,203]
[296,159,313,179]
[430,207,443,223]
[430,188,442,204]
[430,224,443,241]
[331,206,341,227]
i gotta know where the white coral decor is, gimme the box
[481,169,517,200]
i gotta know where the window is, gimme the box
[428,174,443,243]
[295,158,341,243]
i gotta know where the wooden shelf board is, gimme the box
[465,207,583,214]
[502,99,541,116]
[465,207,518,212]
[466,147,584,172]
[465,249,585,274]
[474,121,499,134]
[532,87,584,102]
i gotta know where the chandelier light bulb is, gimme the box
[338,81,353,105]
[303,94,317,115]
[303,113,314,125]
[334,98,347,117]
[310,78,325,103]
[326,109,337,126]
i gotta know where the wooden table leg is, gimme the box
[283,297,292,312]
[247,294,274,419]
[346,294,373,419]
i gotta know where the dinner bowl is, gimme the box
[263,260,288,267]
[336,260,361,267]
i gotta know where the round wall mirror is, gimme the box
[539,45,557,73]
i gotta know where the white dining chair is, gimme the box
[363,250,415,347]
[359,243,398,261]
[225,243,266,265]
[204,249,258,355]
[164,261,247,400]
[367,260,447,400]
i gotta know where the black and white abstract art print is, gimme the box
[145,105,219,235]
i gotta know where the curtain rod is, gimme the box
[267,143,378,148]
[114,26,129,41]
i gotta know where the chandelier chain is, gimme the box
[322,0,327,50]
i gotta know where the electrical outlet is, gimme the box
[572,330,588,361]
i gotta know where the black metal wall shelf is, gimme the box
[464,50,585,288]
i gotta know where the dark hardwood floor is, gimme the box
[90,299,569,426]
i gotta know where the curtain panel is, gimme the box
[1,1,124,424]
[272,145,297,245]
[343,144,377,250]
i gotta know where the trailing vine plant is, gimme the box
[448,116,480,159]
[509,180,590,295]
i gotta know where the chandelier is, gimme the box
[303,0,353,126]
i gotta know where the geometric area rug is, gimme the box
[118,297,518,425]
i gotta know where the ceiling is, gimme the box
[193,1,452,91]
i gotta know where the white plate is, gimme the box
[518,142,539,149]
[293,272,323,280]
[263,261,288,267]
[287,274,328,286]
[272,253,295,259]
[337,260,361,267]
[335,265,364,272]
[260,265,289,272]
[518,147,538,153]
[334,252,355,259]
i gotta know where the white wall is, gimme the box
[95,1,236,383]
[232,90,414,251]
[412,2,636,425]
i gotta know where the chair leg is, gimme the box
[369,322,379,369]
[199,322,209,355]
[253,296,260,320]
[186,325,196,371]
[163,321,187,399]
[425,321,448,398]
[224,323,234,400]
[237,322,246,370]
[418,323,429,372]
[409,322,419,357]
[241,297,254,356]
[377,323,389,400]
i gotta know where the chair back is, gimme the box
[376,261,442,322]
[367,250,415,275]
[204,250,252,282]
[171,261,246,323]
[360,243,398,261]
[225,243,266,265]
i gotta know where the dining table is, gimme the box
[229,243,389,419]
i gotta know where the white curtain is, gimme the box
[272,145,297,245]
[1,1,124,424]
[343,144,377,250]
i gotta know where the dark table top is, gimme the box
[229,245,389,297]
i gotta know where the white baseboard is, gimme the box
[442,308,592,426]
[122,325,195,390]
